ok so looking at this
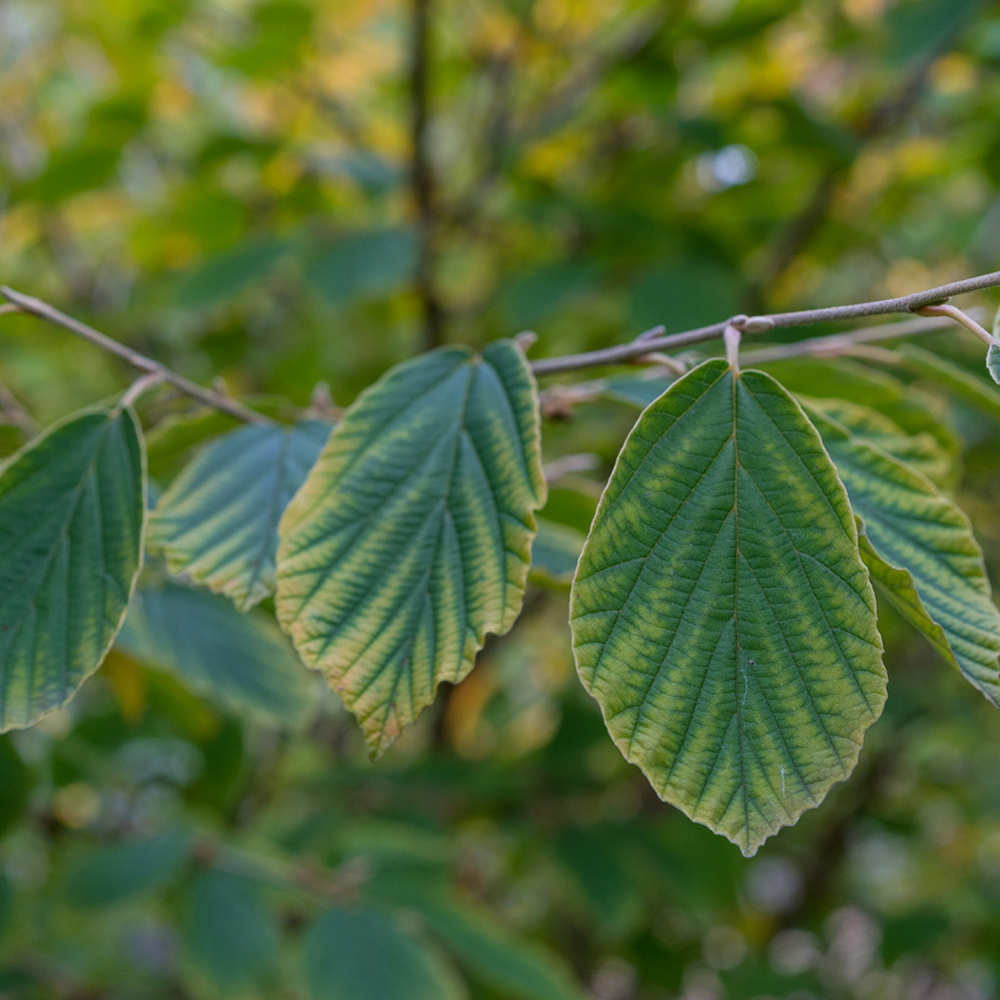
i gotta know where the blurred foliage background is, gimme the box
[3,0,1000,998]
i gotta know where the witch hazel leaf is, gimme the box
[570,360,886,857]
[807,404,1000,707]
[276,342,546,759]
[0,407,145,730]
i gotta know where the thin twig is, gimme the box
[740,313,956,365]
[530,270,1000,375]
[0,287,268,424]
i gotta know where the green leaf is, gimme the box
[987,343,1000,385]
[182,871,280,997]
[149,421,330,611]
[117,584,311,724]
[893,345,1000,422]
[802,396,954,488]
[418,900,586,1000]
[570,360,886,856]
[807,405,1000,707]
[0,408,145,731]
[302,907,464,1000]
[276,342,546,758]
[63,831,191,909]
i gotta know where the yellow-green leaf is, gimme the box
[808,405,1000,707]
[570,360,886,856]
[0,408,145,730]
[276,342,546,758]
[148,421,330,611]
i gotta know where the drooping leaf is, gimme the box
[570,360,886,856]
[892,345,1000,421]
[807,405,1000,707]
[63,831,191,909]
[0,408,145,731]
[148,421,331,611]
[417,900,587,1000]
[302,907,464,1000]
[987,343,1000,385]
[802,396,955,488]
[117,584,311,724]
[182,871,280,997]
[276,342,546,758]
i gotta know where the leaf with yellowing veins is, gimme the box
[570,360,886,856]
[276,342,545,758]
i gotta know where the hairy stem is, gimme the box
[1,286,268,424]
[530,270,1000,375]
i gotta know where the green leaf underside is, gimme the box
[276,342,546,758]
[303,908,464,1000]
[570,360,886,856]
[986,343,1000,385]
[149,421,330,611]
[802,396,954,488]
[117,584,311,723]
[0,409,145,730]
[807,406,1000,706]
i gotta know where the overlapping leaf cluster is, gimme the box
[2,324,999,861]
